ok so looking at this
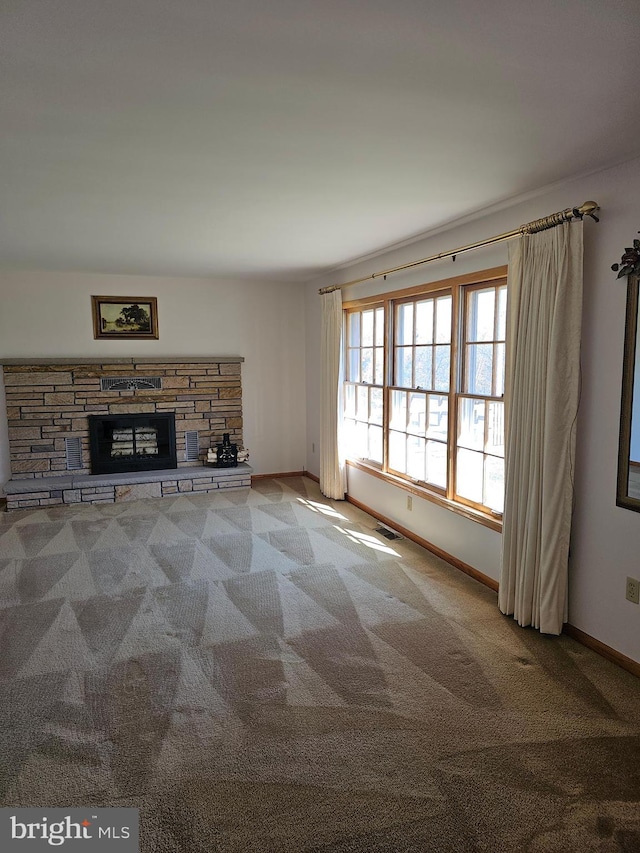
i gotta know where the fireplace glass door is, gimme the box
[88,413,177,474]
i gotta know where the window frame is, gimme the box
[342,265,507,531]
[453,280,507,516]
[387,289,453,493]
[343,304,387,468]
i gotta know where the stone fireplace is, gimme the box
[2,356,252,509]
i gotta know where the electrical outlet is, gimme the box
[406,495,412,511]
[626,577,639,604]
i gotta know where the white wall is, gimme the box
[306,156,640,664]
[0,271,307,488]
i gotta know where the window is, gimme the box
[455,284,506,513]
[389,292,451,490]
[344,306,385,464]
[343,269,507,522]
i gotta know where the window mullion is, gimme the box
[411,302,416,389]
[447,287,460,502]
[483,398,491,507]
[383,297,392,473]
[492,289,499,397]
[492,340,497,397]
[432,299,437,391]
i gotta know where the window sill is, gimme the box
[345,458,503,532]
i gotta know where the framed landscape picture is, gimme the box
[92,296,159,339]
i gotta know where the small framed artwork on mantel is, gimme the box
[92,296,159,339]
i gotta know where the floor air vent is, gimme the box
[100,377,162,391]
[374,525,403,541]
[65,437,83,470]
[185,430,200,461]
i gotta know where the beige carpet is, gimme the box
[0,476,638,852]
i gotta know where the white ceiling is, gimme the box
[2,0,640,281]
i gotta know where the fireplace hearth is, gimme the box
[88,413,177,475]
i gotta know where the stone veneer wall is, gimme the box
[3,465,253,510]
[2,357,243,479]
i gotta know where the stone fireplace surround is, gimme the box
[2,357,252,509]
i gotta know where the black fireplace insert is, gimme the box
[88,413,177,474]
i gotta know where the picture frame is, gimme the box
[92,295,159,340]
[616,273,640,512]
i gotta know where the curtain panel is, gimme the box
[319,289,346,500]
[499,221,583,635]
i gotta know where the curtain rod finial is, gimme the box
[579,200,600,220]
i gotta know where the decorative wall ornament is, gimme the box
[92,295,159,339]
[100,376,162,391]
[612,233,640,279]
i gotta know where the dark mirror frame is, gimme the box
[617,273,640,512]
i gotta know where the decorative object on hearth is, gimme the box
[207,443,249,466]
[215,433,238,468]
[611,233,640,279]
[92,295,159,339]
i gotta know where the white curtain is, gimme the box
[320,289,346,499]
[499,221,583,635]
